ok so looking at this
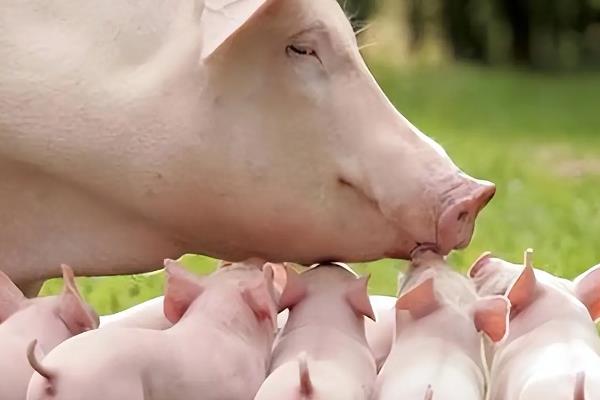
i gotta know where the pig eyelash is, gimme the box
[353,23,372,37]
[286,44,322,64]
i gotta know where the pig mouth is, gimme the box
[338,174,495,259]
[409,243,441,259]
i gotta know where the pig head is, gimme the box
[468,251,600,327]
[0,0,494,290]
[469,251,600,400]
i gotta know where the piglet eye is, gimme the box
[286,44,320,62]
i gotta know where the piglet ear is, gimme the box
[573,264,600,321]
[277,264,307,312]
[58,264,99,334]
[468,251,493,278]
[346,275,375,321]
[396,277,439,319]
[506,265,537,316]
[473,296,510,342]
[265,262,287,298]
[0,270,26,322]
[240,266,277,327]
[164,259,204,324]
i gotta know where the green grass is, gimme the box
[41,63,600,315]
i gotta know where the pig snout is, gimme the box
[436,177,495,254]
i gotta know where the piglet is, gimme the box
[274,293,396,370]
[27,259,280,400]
[373,251,509,400]
[254,263,377,400]
[469,249,600,400]
[0,265,98,400]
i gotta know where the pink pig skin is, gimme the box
[469,253,600,400]
[374,252,509,400]
[26,259,279,400]
[254,263,377,400]
[364,295,396,371]
[0,265,98,400]
[99,296,170,330]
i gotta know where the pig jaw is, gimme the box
[337,111,495,258]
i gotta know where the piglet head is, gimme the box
[164,259,279,329]
[0,270,27,323]
[56,264,99,334]
[468,250,538,304]
[573,264,600,321]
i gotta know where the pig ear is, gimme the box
[506,265,537,315]
[346,275,375,321]
[468,251,493,278]
[58,265,99,334]
[396,277,439,319]
[573,264,600,321]
[277,264,307,312]
[163,259,204,324]
[201,0,278,60]
[240,266,277,326]
[473,296,510,342]
[0,270,26,322]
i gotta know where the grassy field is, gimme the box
[41,62,600,315]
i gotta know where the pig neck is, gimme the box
[0,156,189,294]
[0,299,72,352]
[170,288,274,352]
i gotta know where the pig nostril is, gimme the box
[457,210,469,221]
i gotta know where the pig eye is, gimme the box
[286,44,321,63]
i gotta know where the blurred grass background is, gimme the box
[41,1,600,315]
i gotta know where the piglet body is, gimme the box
[0,266,98,400]
[470,253,600,400]
[254,263,377,400]
[374,253,508,400]
[27,260,280,400]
